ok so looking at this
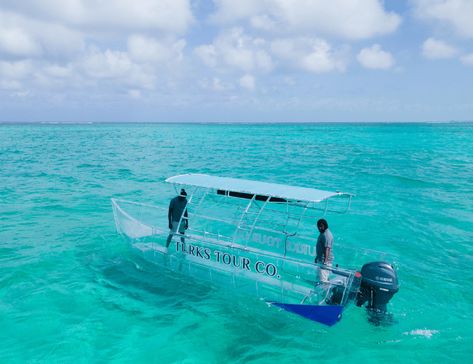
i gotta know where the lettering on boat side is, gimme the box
[244,231,283,248]
[175,242,280,278]
[241,231,316,257]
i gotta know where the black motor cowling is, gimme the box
[356,261,398,315]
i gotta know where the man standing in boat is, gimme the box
[315,218,334,283]
[166,189,188,248]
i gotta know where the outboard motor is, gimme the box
[356,261,399,324]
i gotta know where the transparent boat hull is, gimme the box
[112,198,361,325]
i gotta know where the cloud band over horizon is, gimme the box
[1,0,473,122]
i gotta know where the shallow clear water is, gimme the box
[1,123,472,363]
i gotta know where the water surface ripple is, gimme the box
[0,123,472,362]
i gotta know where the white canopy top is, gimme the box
[165,173,351,203]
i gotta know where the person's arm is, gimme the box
[168,200,173,229]
[323,232,333,264]
[315,234,324,264]
[184,208,188,229]
[324,247,331,265]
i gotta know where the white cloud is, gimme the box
[460,53,473,65]
[413,0,473,38]
[199,77,231,92]
[0,79,23,91]
[44,64,72,78]
[0,48,163,97]
[195,44,218,68]
[0,60,33,94]
[0,2,194,99]
[211,77,226,91]
[0,60,33,79]
[0,0,194,34]
[422,38,458,59]
[83,48,133,79]
[357,44,395,69]
[301,43,345,73]
[87,0,193,33]
[128,89,142,99]
[0,10,85,58]
[196,30,349,76]
[0,26,42,56]
[127,35,186,64]
[81,47,156,89]
[250,15,276,31]
[195,28,273,73]
[271,38,347,73]
[210,0,401,39]
[239,74,255,90]
[209,0,260,24]
[35,23,85,57]
[0,60,72,94]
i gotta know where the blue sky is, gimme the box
[0,0,472,122]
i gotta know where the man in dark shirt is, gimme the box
[166,189,188,248]
[315,218,334,283]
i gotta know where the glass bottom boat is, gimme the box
[112,174,399,326]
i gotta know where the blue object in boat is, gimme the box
[270,303,344,326]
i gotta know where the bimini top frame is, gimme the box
[165,174,353,205]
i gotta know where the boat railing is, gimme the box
[112,198,394,272]
[112,199,355,277]
[112,197,364,307]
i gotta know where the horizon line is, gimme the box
[1,120,472,125]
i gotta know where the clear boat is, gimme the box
[112,174,398,326]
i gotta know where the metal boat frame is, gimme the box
[112,174,362,326]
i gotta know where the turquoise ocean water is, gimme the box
[1,123,472,363]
